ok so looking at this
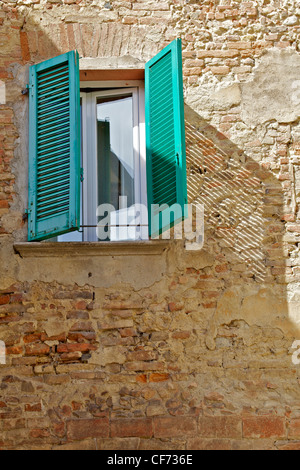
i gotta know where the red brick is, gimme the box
[287,225,300,233]
[122,17,137,25]
[0,294,10,305]
[136,374,147,383]
[203,302,217,309]
[149,373,170,382]
[187,438,231,450]
[25,344,50,356]
[67,332,96,342]
[197,50,239,59]
[289,419,300,439]
[124,361,164,371]
[227,41,252,50]
[243,416,286,439]
[120,328,137,337]
[69,321,93,331]
[281,214,295,222]
[41,332,67,342]
[153,416,197,438]
[215,263,228,273]
[209,66,230,75]
[277,441,300,450]
[74,300,87,310]
[168,302,184,312]
[198,416,242,439]
[29,429,50,439]
[111,418,153,438]
[127,350,158,362]
[6,345,22,355]
[67,418,109,440]
[23,334,41,344]
[59,352,82,362]
[172,331,191,339]
[25,403,42,412]
[185,59,204,68]
[202,291,220,299]
[56,343,96,353]
[51,421,65,438]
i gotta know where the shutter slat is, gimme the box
[38,64,69,79]
[28,50,81,241]
[37,127,70,142]
[38,96,69,112]
[38,153,70,167]
[38,148,69,163]
[153,185,177,206]
[38,191,70,206]
[153,174,177,198]
[149,79,173,101]
[37,131,70,147]
[152,160,176,179]
[38,116,69,131]
[149,59,172,79]
[38,103,69,118]
[38,141,70,158]
[38,183,70,197]
[150,127,175,149]
[38,122,69,137]
[37,204,70,219]
[152,150,176,168]
[38,106,70,121]
[37,174,70,188]
[39,87,68,100]
[38,103,69,117]
[145,39,187,238]
[38,78,69,93]
[37,166,70,181]
[38,68,69,84]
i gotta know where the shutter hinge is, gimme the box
[80,168,84,182]
[22,84,34,98]
[176,153,180,166]
[22,209,28,222]
[21,84,29,96]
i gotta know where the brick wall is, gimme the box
[1,0,300,450]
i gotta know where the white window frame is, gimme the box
[80,80,148,242]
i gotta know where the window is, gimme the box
[57,83,147,242]
[27,39,187,242]
[82,84,147,242]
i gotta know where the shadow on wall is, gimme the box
[184,105,296,347]
[186,105,268,282]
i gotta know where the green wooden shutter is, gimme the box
[28,50,81,241]
[145,38,187,238]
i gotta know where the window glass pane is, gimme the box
[97,94,134,210]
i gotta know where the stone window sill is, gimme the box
[13,241,171,258]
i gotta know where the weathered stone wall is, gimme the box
[1,0,300,450]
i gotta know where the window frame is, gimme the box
[77,80,147,242]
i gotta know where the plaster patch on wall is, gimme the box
[240,49,300,127]
[185,74,241,118]
[80,56,145,70]
[206,286,292,350]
